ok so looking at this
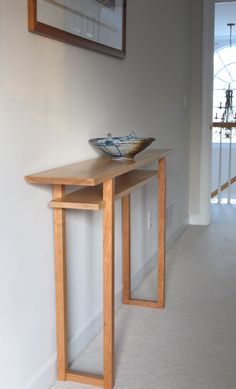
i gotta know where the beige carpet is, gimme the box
[51,204,236,389]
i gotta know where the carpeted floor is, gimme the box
[51,204,236,389]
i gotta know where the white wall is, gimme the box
[0,1,192,388]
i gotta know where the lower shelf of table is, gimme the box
[49,169,158,210]
[65,370,104,387]
[123,298,164,309]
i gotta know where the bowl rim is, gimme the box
[89,136,156,144]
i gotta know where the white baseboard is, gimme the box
[69,311,103,363]
[130,253,157,294]
[25,219,188,389]
[24,357,57,389]
[166,218,188,249]
[189,214,200,225]
[189,214,209,225]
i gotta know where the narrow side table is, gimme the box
[25,149,171,389]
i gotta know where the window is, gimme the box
[213,45,236,143]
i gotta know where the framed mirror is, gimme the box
[28,0,126,58]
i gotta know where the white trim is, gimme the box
[166,218,189,247]
[24,357,57,389]
[189,214,204,225]
[69,311,103,363]
[24,219,188,389]
[200,0,215,226]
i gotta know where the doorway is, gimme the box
[200,0,236,223]
[211,2,236,205]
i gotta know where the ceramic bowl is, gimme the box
[89,133,155,160]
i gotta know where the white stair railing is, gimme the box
[212,123,236,204]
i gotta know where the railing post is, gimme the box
[218,128,222,203]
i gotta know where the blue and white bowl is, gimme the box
[89,133,155,160]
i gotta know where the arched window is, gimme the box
[213,45,236,143]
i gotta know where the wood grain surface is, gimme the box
[53,185,68,380]
[49,170,158,210]
[103,179,115,389]
[25,150,171,186]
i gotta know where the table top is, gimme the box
[25,149,171,186]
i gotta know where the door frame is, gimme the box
[200,0,214,225]
[200,0,236,224]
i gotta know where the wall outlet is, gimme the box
[147,211,152,230]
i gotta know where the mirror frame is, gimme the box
[28,0,126,58]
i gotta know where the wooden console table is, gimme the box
[25,149,170,389]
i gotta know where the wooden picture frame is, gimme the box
[28,0,126,58]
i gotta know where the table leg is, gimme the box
[53,184,68,380]
[122,194,131,303]
[122,158,166,309]
[157,157,166,308]
[103,179,115,389]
